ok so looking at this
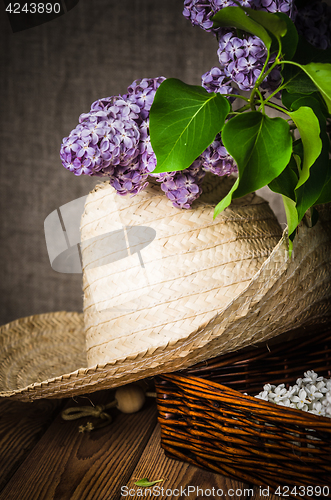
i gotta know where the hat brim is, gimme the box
[1,204,331,401]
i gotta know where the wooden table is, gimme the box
[0,389,282,500]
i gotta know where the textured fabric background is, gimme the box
[0,0,285,326]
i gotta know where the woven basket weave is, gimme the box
[155,325,331,500]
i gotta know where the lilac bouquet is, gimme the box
[60,77,237,209]
[60,0,331,248]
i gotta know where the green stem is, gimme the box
[263,55,302,103]
[256,89,265,114]
[222,93,250,102]
[281,60,303,68]
[233,103,252,113]
[250,38,283,109]
[264,83,286,104]
[264,100,291,116]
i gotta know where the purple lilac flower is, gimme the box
[217,30,268,91]
[125,77,166,178]
[138,120,158,174]
[60,120,109,178]
[200,133,238,176]
[253,0,296,19]
[183,1,255,32]
[182,0,215,31]
[108,160,149,197]
[126,77,166,119]
[60,77,166,197]
[215,28,283,93]
[151,160,206,209]
[201,66,237,101]
[295,1,331,50]
[90,96,117,113]
[185,0,297,95]
[60,99,141,187]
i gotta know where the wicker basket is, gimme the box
[155,325,331,499]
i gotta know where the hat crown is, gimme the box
[81,175,282,367]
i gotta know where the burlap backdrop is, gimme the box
[0,0,285,326]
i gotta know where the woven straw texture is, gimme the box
[0,312,87,399]
[155,326,331,499]
[0,176,330,401]
[81,175,282,367]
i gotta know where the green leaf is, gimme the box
[300,62,331,114]
[221,112,292,200]
[281,90,303,109]
[274,12,298,60]
[315,179,331,205]
[287,106,322,189]
[237,8,291,59]
[288,96,330,221]
[282,195,298,238]
[212,6,272,50]
[268,156,298,201]
[293,154,302,176]
[149,79,230,174]
[214,113,292,218]
[134,478,164,487]
[282,194,298,256]
[289,96,326,131]
[295,137,330,222]
[238,7,287,40]
[292,138,303,161]
[214,178,239,219]
[314,160,331,205]
[281,90,329,117]
[281,64,317,94]
[268,158,301,251]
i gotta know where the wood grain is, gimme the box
[121,423,254,499]
[0,397,65,492]
[0,390,157,500]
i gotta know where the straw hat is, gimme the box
[1,175,331,401]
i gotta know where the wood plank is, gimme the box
[0,390,158,500]
[0,397,65,492]
[121,423,254,499]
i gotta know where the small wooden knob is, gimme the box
[115,384,146,414]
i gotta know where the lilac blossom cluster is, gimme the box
[195,0,330,96]
[201,66,237,100]
[252,0,295,19]
[183,0,254,32]
[204,23,285,93]
[201,30,273,95]
[151,138,238,209]
[183,1,296,94]
[217,29,269,91]
[151,161,206,209]
[60,77,165,197]
[200,133,238,177]
[183,0,295,32]
[295,0,331,50]
[60,76,238,209]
